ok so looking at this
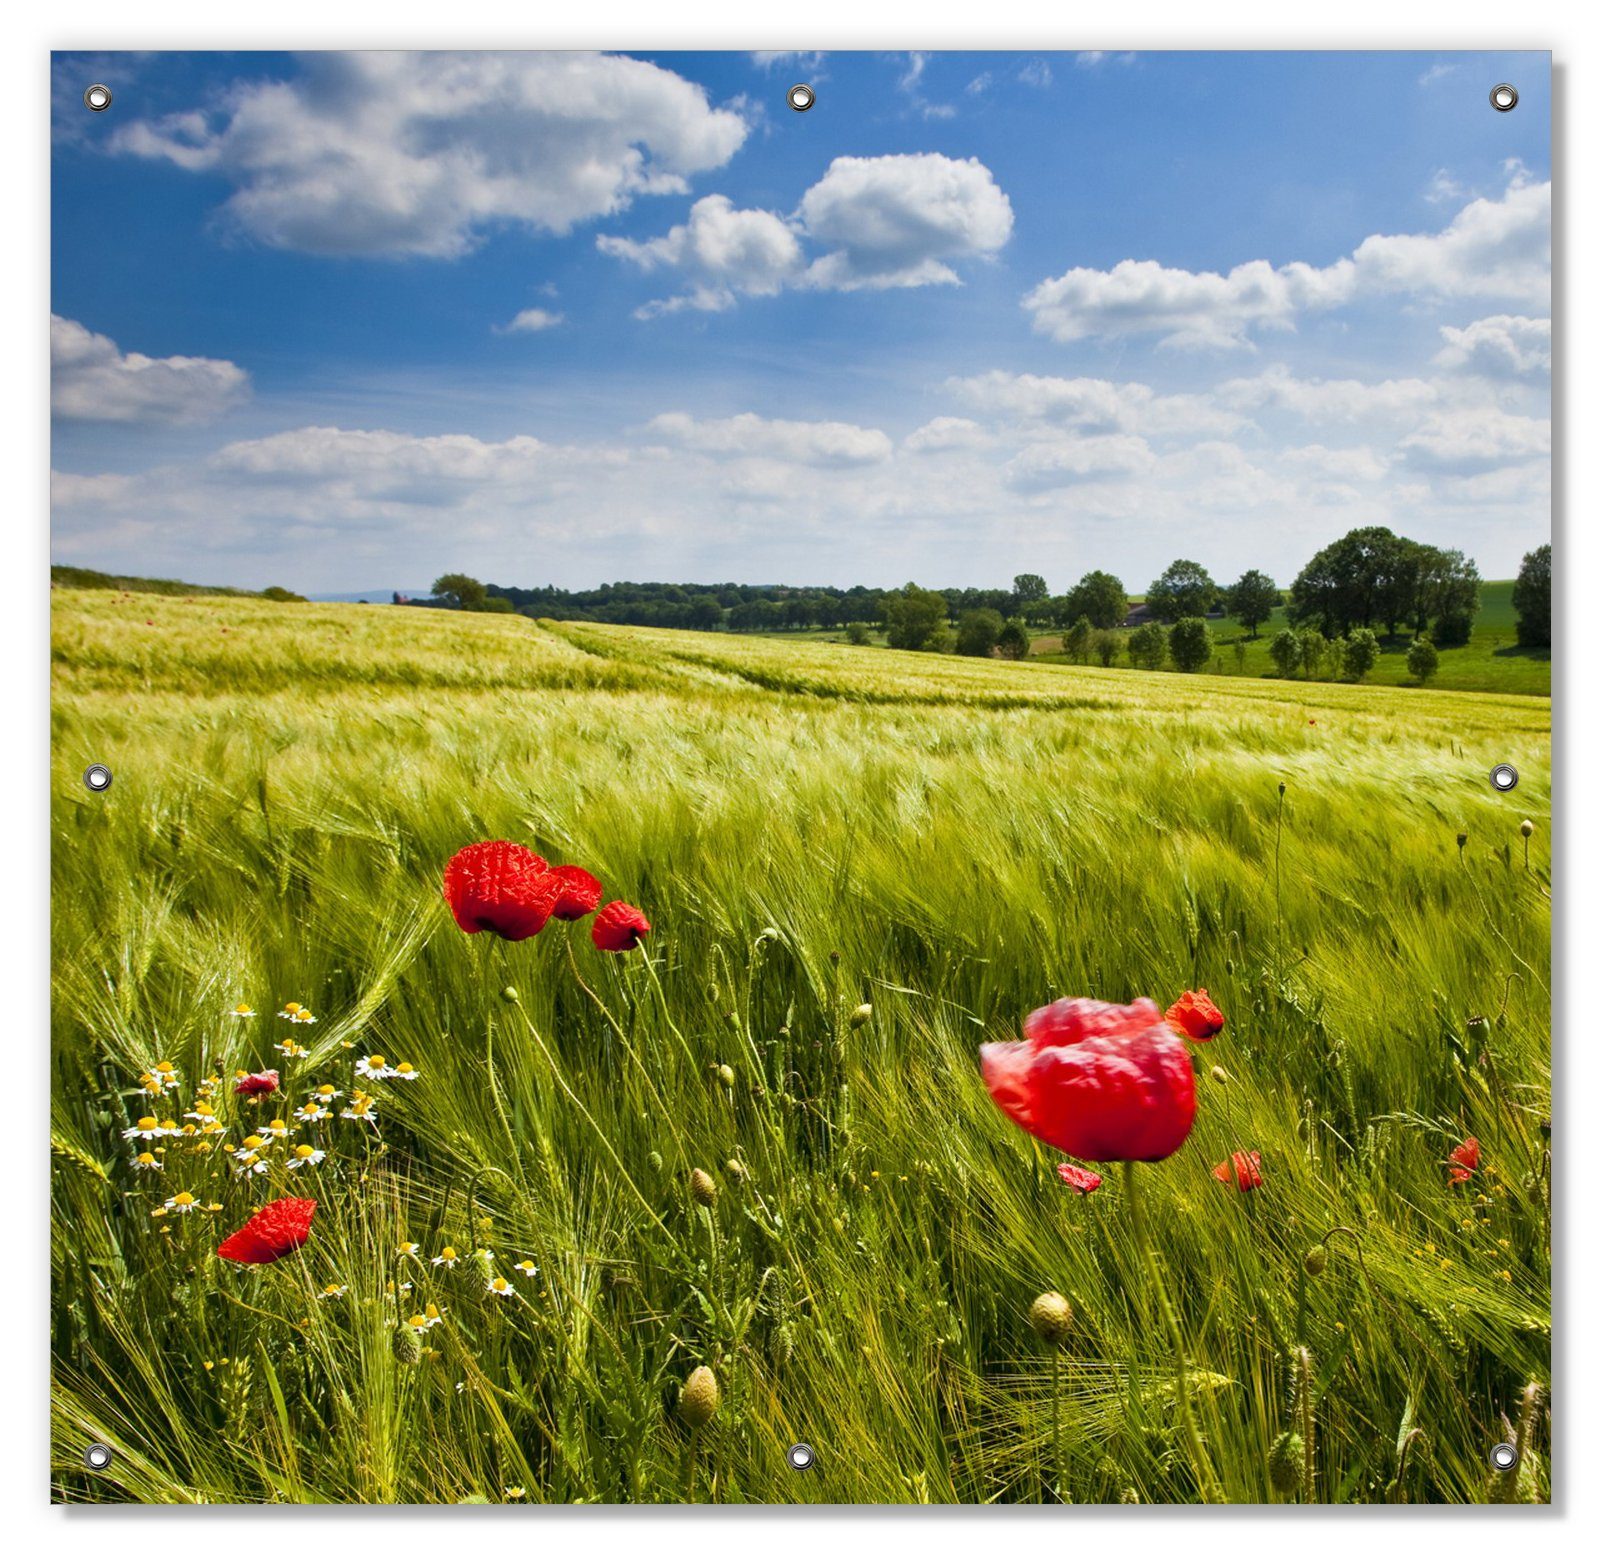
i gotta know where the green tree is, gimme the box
[471,595,515,614]
[1344,627,1379,681]
[1063,570,1127,630]
[1168,617,1213,673]
[1012,573,1050,618]
[1064,616,1093,663]
[881,583,949,651]
[1298,627,1328,680]
[1091,630,1120,667]
[690,596,726,631]
[1226,569,1279,638]
[844,620,872,646]
[1147,559,1218,623]
[1407,634,1439,684]
[1513,543,1552,648]
[1128,622,1167,670]
[956,608,1005,657]
[432,572,487,609]
[1268,628,1302,679]
[996,618,1032,660]
[261,585,307,603]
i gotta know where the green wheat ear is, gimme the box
[50,1133,109,1182]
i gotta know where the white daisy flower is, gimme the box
[275,1038,310,1058]
[234,1153,268,1178]
[122,1116,171,1140]
[354,1054,393,1081]
[295,1101,330,1123]
[277,1003,306,1021]
[317,1283,348,1300]
[407,1304,444,1331]
[431,1246,459,1268]
[231,1003,257,1018]
[514,1259,538,1278]
[164,1191,199,1213]
[132,1151,164,1172]
[486,1275,514,1298]
[390,1061,421,1081]
[287,1144,325,1170]
[291,1010,318,1025]
[258,1119,292,1142]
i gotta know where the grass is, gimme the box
[51,588,1550,1504]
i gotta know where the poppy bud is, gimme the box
[647,1150,663,1173]
[1303,1245,1328,1277]
[689,1168,717,1207]
[1520,819,1535,838]
[1457,831,1468,850]
[850,1003,873,1028]
[500,986,519,1004]
[725,1158,747,1183]
[1028,1291,1074,1347]
[391,1324,422,1366]
[1466,1014,1490,1043]
[829,950,841,965]
[1210,1065,1230,1085]
[1268,1430,1303,1494]
[677,1365,719,1429]
[716,1064,735,1089]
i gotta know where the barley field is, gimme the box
[49,588,1552,1505]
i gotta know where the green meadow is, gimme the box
[51,588,1550,1504]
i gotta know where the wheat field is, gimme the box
[49,588,1551,1505]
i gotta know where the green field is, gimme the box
[51,588,1551,1504]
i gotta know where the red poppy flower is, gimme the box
[1166,989,1225,1042]
[215,1197,317,1264]
[442,840,558,941]
[1212,1149,1263,1191]
[980,997,1196,1163]
[592,900,651,952]
[1448,1136,1480,1184]
[1056,1162,1104,1194]
[234,1069,280,1097]
[548,864,603,921]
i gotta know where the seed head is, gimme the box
[1303,1245,1328,1277]
[689,1167,717,1207]
[716,1063,735,1089]
[391,1323,422,1366]
[1268,1430,1304,1494]
[1210,1065,1230,1085]
[849,1003,873,1028]
[1028,1290,1074,1346]
[500,986,520,1004]
[771,1322,795,1367]
[646,1150,663,1173]
[1520,819,1534,838]
[677,1365,719,1429]
[1457,831,1469,851]
[725,1157,748,1183]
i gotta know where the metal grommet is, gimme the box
[787,83,816,113]
[1490,762,1519,793]
[84,763,113,793]
[84,84,113,112]
[787,1441,816,1471]
[1488,1441,1518,1472]
[1490,83,1518,112]
[84,1442,113,1471]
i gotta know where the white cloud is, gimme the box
[946,370,1245,438]
[602,153,1013,312]
[1004,435,1154,492]
[1278,443,1391,481]
[1018,60,1053,88]
[750,52,827,76]
[1398,406,1550,473]
[903,417,993,454]
[113,52,748,257]
[1418,62,1458,87]
[1433,314,1551,378]
[1215,365,1442,424]
[1074,52,1137,69]
[895,53,956,120]
[1024,176,1549,349]
[499,307,565,334]
[51,314,250,424]
[647,411,892,467]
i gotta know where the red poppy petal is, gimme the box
[1056,1162,1103,1194]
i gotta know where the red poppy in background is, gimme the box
[1448,1136,1480,1184]
[592,901,651,952]
[1166,989,1225,1042]
[980,998,1196,1163]
[548,864,604,922]
[216,1197,317,1264]
[443,840,559,941]
[234,1069,280,1098]
[1056,1162,1104,1194]
[1212,1150,1263,1191]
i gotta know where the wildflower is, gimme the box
[1448,1136,1480,1184]
[980,998,1196,1162]
[232,1003,256,1018]
[504,1487,526,1501]
[215,1197,317,1265]
[275,1038,310,1057]
[432,1246,459,1268]
[514,1259,538,1278]
[291,1009,317,1025]
[407,1303,444,1331]
[317,1283,347,1300]
[287,1144,325,1170]
[355,1055,393,1081]
[1056,1162,1103,1194]
[442,840,559,941]
[259,1118,292,1142]
[149,1061,182,1091]
[1212,1150,1263,1191]
[486,1275,514,1298]
[341,1093,378,1123]
[1028,1291,1074,1346]
[592,900,651,952]
[123,1116,170,1141]
[276,1003,304,1020]
[295,1101,330,1123]
[1166,989,1225,1042]
[164,1191,199,1213]
[132,1151,163,1171]
[397,1241,420,1257]
[138,1073,164,1096]
[184,1102,218,1123]
[548,864,603,921]
[677,1366,719,1429]
[234,1151,268,1178]
[234,1070,280,1098]
[390,1061,420,1081]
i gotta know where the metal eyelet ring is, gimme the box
[787,83,816,112]
[1488,1441,1518,1472]
[84,763,113,793]
[1490,83,1518,112]
[1490,763,1519,793]
[84,84,113,112]
[84,1442,113,1470]
[787,1441,816,1470]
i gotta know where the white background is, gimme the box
[3,1,1594,1548]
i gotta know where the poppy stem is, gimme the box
[1050,1346,1063,1501]
[1122,1160,1222,1504]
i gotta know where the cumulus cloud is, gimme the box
[1215,365,1442,424]
[51,314,250,424]
[1024,176,1549,349]
[603,153,1012,313]
[499,307,565,334]
[1397,406,1550,473]
[946,370,1245,438]
[112,52,748,257]
[1278,443,1391,481]
[903,417,994,454]
[1433,314,1551,377]
[647,411,892,467]
[1004,435,1154,492]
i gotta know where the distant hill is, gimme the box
[51,566,305,601]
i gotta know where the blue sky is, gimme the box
[51,50,1550,594]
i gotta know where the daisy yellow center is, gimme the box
[173,1193,195,1206]
[136,1153,155,1164]
[235,1004,252,1014]
[294,1144,315,1159]
[156,1062,175,1074]
[441,1247,456,1259]
[368,1056,386,1067]
[395,1062,414,1074]
[159,1120,177,1131]
[136,1117,157,1130]
[491,1278,509,1292]
[284,1003,301,1014]
[243,1135,264,1149]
